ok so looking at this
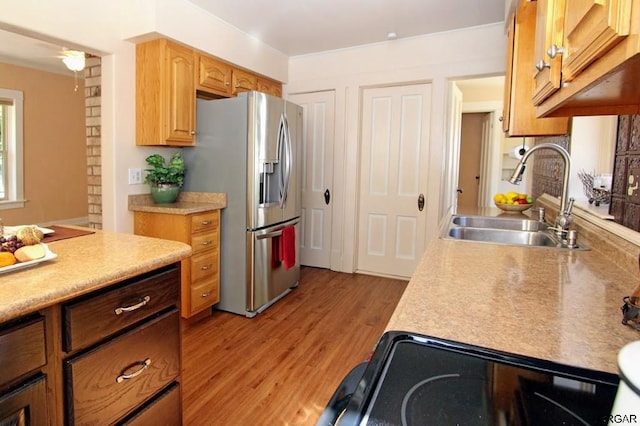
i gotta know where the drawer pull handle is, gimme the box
[201,220,212,225]
[200,264,212,271]
[114,296,151,315]
[116,358,151,383]
[201,292,210,298]
[201,240,213,246]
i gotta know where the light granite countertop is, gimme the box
[385,203,640,374]
[0,228,191,323]
[128,192,226,215]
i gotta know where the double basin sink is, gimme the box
[442,215,588,250]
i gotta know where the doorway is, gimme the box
[458,112,490,209]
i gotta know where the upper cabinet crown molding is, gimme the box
[503,0,570,136]
[136,38,283,147]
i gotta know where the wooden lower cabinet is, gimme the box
[0,263,183,425]
[0,316,48,425]
[61,264,182,425]
[64,310,180,425]
[0,375,48,425]
[134,209,221,318]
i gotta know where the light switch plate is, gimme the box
[128,168,142,184]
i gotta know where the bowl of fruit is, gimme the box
[493,192,534,213]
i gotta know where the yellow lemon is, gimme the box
[506,191,518,201]
[493,193,504,203]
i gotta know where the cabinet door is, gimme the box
[256,77,282,97]
[503,3,570,136]
[196,54,232,97]
[165,42,196,145]
[0,375,48,425]
[562,0,632,81]
[533,0,565,105]
[232,68,257,95]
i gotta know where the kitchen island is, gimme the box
[0,228,191,425]
[0,228,191,322]
[385,200,640,375]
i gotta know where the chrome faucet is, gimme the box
[509,143,574,237]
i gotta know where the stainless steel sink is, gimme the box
[442,215,588,250]
[447,227,559,247]
[452,215,547,231]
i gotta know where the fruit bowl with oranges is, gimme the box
[493,192,534,213]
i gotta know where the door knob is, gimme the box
[457,187,463,194]
[417,193,425,211]
[324,189,331,205]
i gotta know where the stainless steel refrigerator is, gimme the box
[182,91,302,317]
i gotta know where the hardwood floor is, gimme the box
[181,267,408,426]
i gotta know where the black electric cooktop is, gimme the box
[333,332,619,426]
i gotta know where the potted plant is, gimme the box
[144,152,186,204]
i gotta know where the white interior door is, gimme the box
[441,82,463,221]
[288,91,335,268]
[357,84,431,278]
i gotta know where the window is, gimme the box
[0,88,24,209]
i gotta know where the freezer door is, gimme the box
[247,217,300,314]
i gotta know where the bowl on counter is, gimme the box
[494,202,533,213]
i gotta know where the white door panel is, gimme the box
[357,84,431,278]
[289,91,335,268]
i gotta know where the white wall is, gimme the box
[2,0,288,232]
[286,23,507,273]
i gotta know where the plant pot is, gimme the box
[150,183,180,204]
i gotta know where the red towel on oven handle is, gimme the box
[279,225,296,270]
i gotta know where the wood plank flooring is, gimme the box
[181,267,408,426]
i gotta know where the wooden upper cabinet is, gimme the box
[562,0,632,81]
[532,0,565,106]
[503,1,570,136]
[136,39,196,146]
[256,77,283,97]
[196,54,232,97]
[531,0,640,117]
[232,68,257,95]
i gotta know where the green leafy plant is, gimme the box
[144,152,186,187]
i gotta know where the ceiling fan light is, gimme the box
[62,50,85,72]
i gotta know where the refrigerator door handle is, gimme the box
[278,113,293,209]
[256,230,283,240]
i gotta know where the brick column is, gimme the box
[84,54,102,229]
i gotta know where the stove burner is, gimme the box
[531,392,590,426]
[401,373,491,426]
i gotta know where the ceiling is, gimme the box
[185,0,505,56]
[0,0,505,73]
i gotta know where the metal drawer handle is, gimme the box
[201,220,212,225]
[201,264,212,271]
[116,358,151,383]
[114,296,151,315]
[201,292,210,298]
[200,240,213,246]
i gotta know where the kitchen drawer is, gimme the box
[0,374,48,425]
[63,265,179,352]
[64,309,180,426]
[120,382,181,425]
[0,316,46,386]
[190,251,218,282]
[191,230,217,255]
[191,211,218,233]
[190,276,220,313]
